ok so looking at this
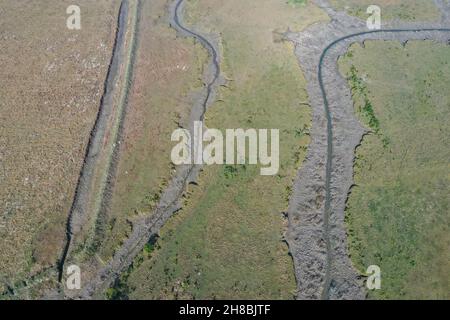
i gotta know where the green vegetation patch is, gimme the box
[330,0,441,22]
[339,40,450,299]
[288,0,307,7]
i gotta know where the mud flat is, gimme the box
[286,0,450,299]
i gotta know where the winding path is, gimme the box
[173,0,220,118]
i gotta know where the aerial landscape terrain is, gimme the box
[0,0,448,301]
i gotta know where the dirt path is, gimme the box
[75,0,223,299]
[286,0,450,300]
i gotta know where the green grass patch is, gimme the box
[288,0,307,7]
[329,0,440,22]
[339,40,450,299]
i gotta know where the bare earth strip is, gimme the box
[286,0,450,300]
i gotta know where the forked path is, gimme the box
[286,0,450,299]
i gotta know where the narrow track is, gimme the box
[319,28,450,299]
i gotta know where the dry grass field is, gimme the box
[0,0,120,293]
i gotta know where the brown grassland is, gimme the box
[0,0,120,293]
[115,0,329,300]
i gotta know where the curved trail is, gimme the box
[173,0,220,118]
[76,0,221,298]
[319,28,450,299]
